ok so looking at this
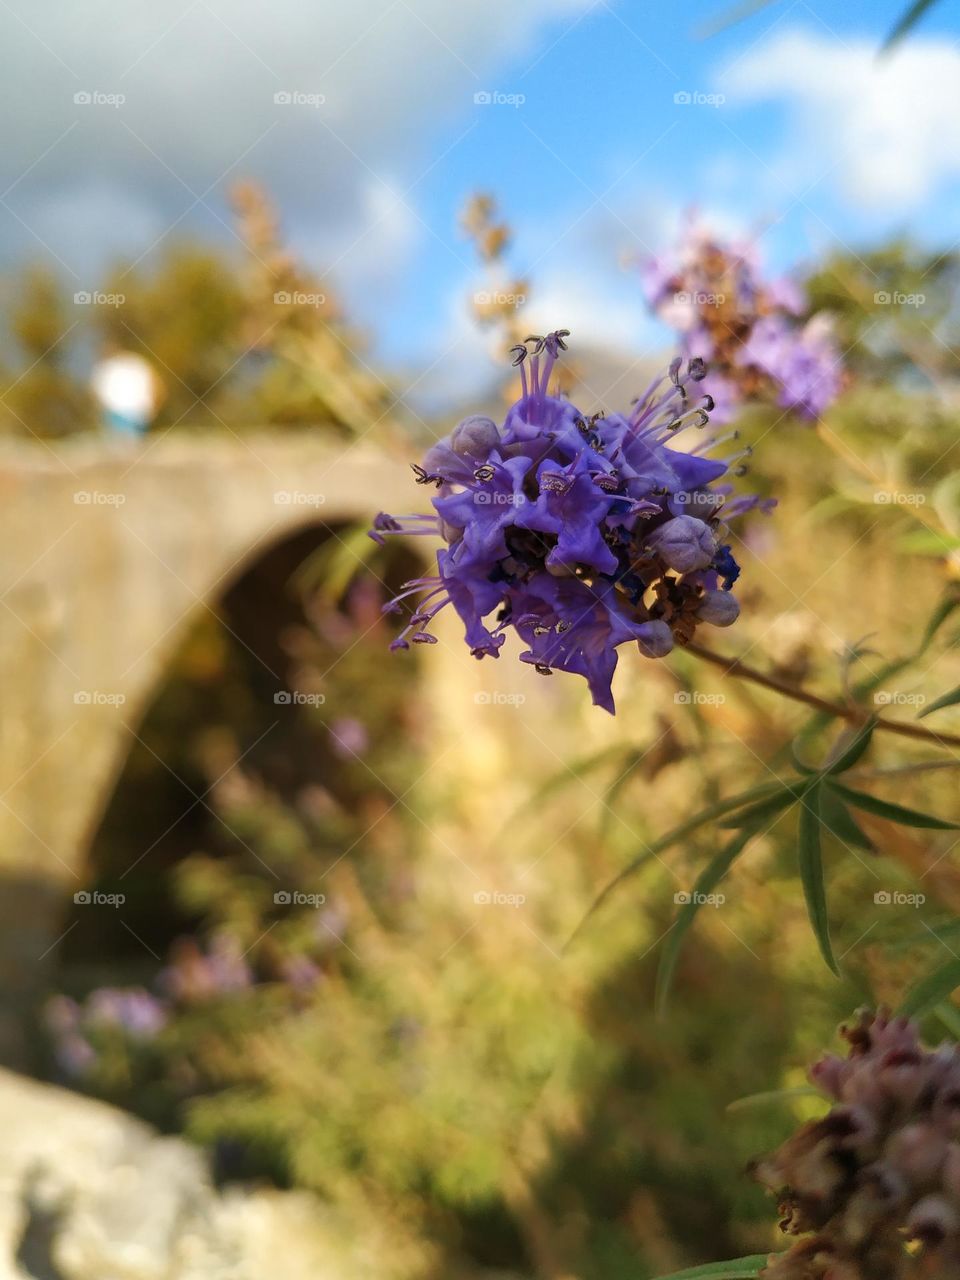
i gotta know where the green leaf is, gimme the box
[828,781,958,830]
[649,1256,770,1280]
[934,1001,960,1040]
[726,1085,824,1113]
[718,780,811,828]
[918,589,960,653]
[825,717,877,775]
[918,683,960,719]
[798,785,839,975]
[656,827,754,1012]
[899,956,960,1018]
[897,528,960,556]
[818,788,874,851]
[697,0,778,39]
[568,780,787,946]
[882,0,942,51]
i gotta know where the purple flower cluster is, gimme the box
[372,331,773,714]
[45,987,168,1077]
[754,1010,960,1279]
[641,219,841,423]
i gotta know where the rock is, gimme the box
[0,1068,420,1280]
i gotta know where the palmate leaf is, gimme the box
[828,781,958,830]
[899,955,960,1018]
[649,1256,770,1280]
[918,683,960,719]
[798,784,839,975]
[656,825,755,1012]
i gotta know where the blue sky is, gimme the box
[2,0,960,404]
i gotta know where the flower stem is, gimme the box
[685,642,960,750]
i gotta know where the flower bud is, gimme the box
[696,589,740,627]
[648,515,717,573]
[451,415,500,458]
[636,620,674,658]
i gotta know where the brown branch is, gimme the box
[685,642,960,750]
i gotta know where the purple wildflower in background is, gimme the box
[754,1009,960,1279]
[372,331,773,714]
[640,217,842,423]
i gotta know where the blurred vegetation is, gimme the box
[3,196,960,1279]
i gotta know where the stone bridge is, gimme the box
[0,431,406,1060]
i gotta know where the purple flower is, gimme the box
[87,986,167,1038]
[372,332,773,714]
[640,217,842,422]
[739,314,841,420]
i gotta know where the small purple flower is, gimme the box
[372,332,773,713]
[87,986,168,1038]
[640,217,842,422]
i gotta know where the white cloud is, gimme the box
[722,29,960,212]
[0,0,594,290]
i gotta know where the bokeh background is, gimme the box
[2,2,960,1278]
